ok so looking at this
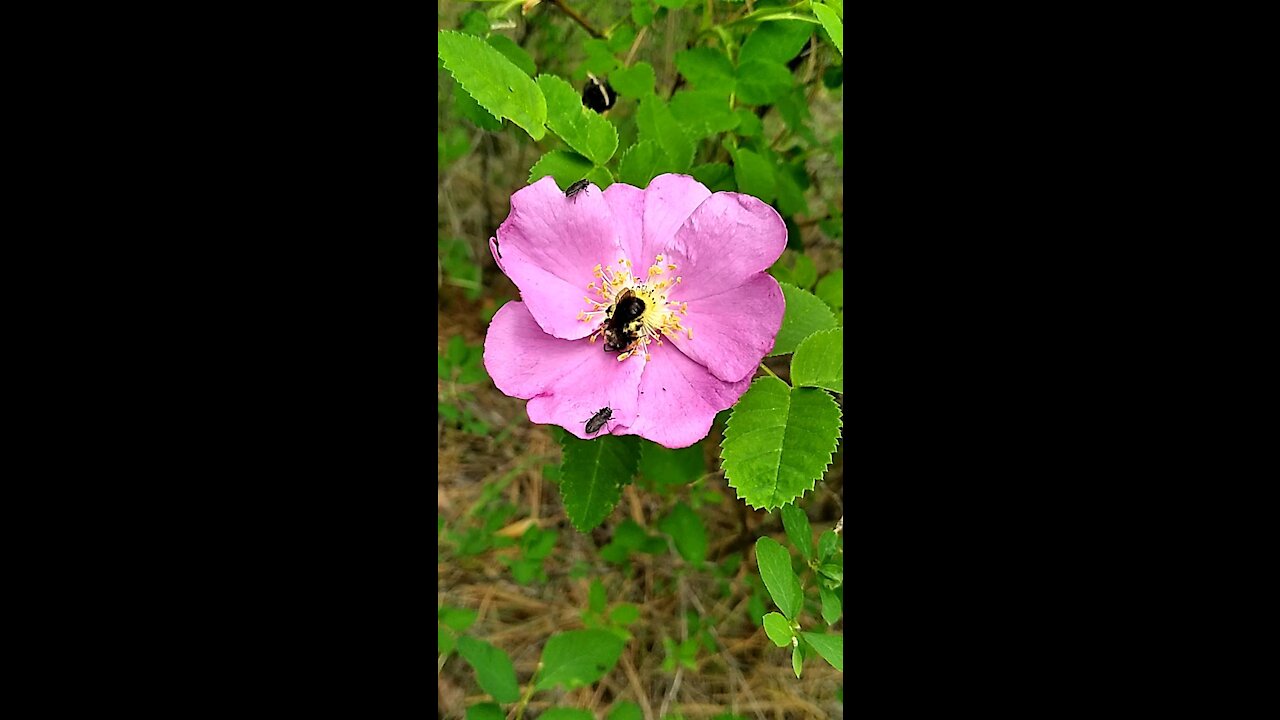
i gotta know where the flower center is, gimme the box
[577,255,692,362]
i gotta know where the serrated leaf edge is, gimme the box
[791,326,844,393]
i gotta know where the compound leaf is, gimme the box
[538,74,619,166]
[439,30,546,140]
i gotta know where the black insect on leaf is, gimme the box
[582,73,615,113]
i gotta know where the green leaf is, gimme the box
[609,701,644,720]
[691,162,735,192]
[815,270,843,312]
[739,20,813,65]
[582,38,620,75]
[608,24,637,53]
[723,377,843,510]
[453,80,503,131]
[457,636,520,703]
[559,434,641,532]
[775,165,810,217]
[637,97,694,171]
[487,35,536,76]
[792,643,804,677]
[528,150,593,188]
[769,252,816,290]
[669,90,739,138]
[541,710,594,720]
[654,0,688,9]
[609,603,640,625]
[791,327,843,393]
[586,165,614,189]
[800,632,843,671]
[536,630,627,690]
[439,606,478,632]
[820,584,842,625]
[675,47,736,95]
[735,60,793,105]
[657,502,708,564]
[780,504,814,563]
[439,628,456,655]
[538,74,619,166]
[589,579,607,613]
[812,3,844,56]
[466,704,504,720]
[439,30,546,140]
[734,108,763,137]
[732,148,775,202]
[754,536,802,619]
[762,611,794,647]
[611,62,656,98]
[631,0,654,26]
[460,10,490,36]
[818,562,843,585]
[769,283,838,356]
[617,141,664,187]
[639,441,705,485]
[818,529,840,561]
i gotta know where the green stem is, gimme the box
[759,363,783,382]
[512,673,539,720]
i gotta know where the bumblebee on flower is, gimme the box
[484,174,786,448]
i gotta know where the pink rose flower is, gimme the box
[483,174,786,448]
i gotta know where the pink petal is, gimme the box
[494,176,623,340]
[602,182,645,270]
[483,301,644,438]
[665,273,785,383]
[663,192,787,301]
[637,174,712,266]
[615,341,753,448]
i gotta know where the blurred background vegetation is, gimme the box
[439,1,843,717]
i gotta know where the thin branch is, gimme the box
[548,0,603,38]
[624,25,649,66]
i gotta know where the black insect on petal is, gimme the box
[582,73,616,114]
[584,407,612,435]
[565,178,590,201]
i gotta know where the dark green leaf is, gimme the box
[617,141,664,187]
[739,20,812,65]
[691,162,735,192]
[818,529,840,560]
[820,584,842,625]
[654,0,688,9]
[780,504,814,563]
[608,24,637,53]
[724,378,843,510]
[815,270,843,312]
[559,434,641,532]
[631,0,654,26]
[639,441,705,485]
[769,252,816,290]
[583,38,620,74]
[453,80,503,131]
[732,148,775,202]
[457,636,520,703]
[791,327,843,393]
[439,30,546,140]
[675,47,736,95]
[669,90,739,138]
[658,502,707,564]
[823,65,844,88]
[611,62,656,98]
[460,10,490,36]
[528,150,593,188]
[637,97,694,170]
[775,166,809,216]
[762,611,794,647]
[734,108,763,137]
[754,536,802,619]
[800,631,843,671]
[487,35,536,77]
[769,283,838,356]
[735,59,793,105]
[536,629,627,690]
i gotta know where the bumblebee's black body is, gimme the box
[565,179,590,200]
[582,75,616,113]
[584,407,612,435]
[602,290,646,352]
